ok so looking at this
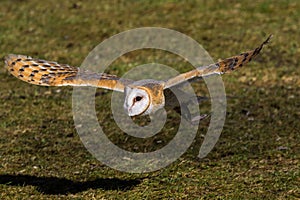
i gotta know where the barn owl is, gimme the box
[4,35,271,117]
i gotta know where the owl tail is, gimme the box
[4,54,79,86]
[216,34,272,73]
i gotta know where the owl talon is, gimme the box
[191,114,209,122]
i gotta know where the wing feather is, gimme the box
[164,35,272,89]
[4,54,133,92]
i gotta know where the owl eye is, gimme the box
[134,96,143,102]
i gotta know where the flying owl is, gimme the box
[4,35,271,117]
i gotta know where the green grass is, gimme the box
[0,0,299,199]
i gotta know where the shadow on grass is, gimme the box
[0,174,141,195]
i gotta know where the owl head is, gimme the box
[123,80,165,116]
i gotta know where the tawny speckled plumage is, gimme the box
[4,35,271,116]
[4,54,132,92]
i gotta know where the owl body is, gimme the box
[4,36,271,117]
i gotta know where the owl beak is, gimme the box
[128,111,135,117]
[123,104,133,116]
[124,105,140,117]
[127,107,135,116]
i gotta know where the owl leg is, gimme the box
[186,95,209,119]
[164,88,210,124]
[190,113,210,125]
[173,99,210,125]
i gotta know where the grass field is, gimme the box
[0,0,299,199]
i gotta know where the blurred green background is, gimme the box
[0,0,299,199]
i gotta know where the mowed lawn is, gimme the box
[0,0,299,199]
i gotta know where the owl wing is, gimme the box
[164,35,272,89]
[4,54,134,92]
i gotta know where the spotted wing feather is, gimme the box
[4,54,132,92]
[164,35,272,89]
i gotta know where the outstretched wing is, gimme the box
[164,35,272,89]
[4,54,133,92]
